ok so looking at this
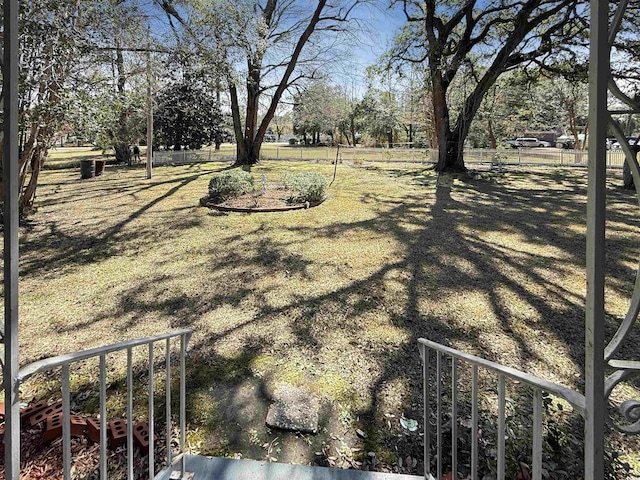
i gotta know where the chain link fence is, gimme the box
[152,145,630,169]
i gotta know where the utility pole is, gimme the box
[146,22,153,180]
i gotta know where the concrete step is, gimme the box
[155,455,423,480]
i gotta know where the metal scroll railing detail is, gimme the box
[16,329,192,480]
[419,338,586,480]
[603,0,640,436]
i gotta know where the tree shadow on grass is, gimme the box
[19,170,214,278]
[16,166,640,474]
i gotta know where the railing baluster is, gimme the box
[149,342,155,480]
[472,365,478,480]
[422,344,430,477]
[498,374,506,480]
[14,331,190,480]
[166,338,172,467]
[532,388,543,480]
[62,363,71,480]
[100,354,108,480]
[451,357,458,480]
[127,346,134,479]
[180,333,187,476]
[436,351,442,480]
[415,338,587,480]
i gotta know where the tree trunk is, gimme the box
[229,83,246,163]
[115,142,131,164]
[432,75,465,172]
[215,83,222,150]
[350,117,356,146]
[435,130,466,172]
[20,150,45,210]
[623,159,634,189]
[233,57,263,166]
[488,118,497,149]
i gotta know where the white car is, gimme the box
[515,137,551,148]
[611,137,639,150]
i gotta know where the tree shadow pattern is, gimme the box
[9,163,640,477]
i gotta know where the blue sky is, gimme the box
[356,2,407,64]
[326,2,407,90]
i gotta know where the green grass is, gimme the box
[7,160,640,476]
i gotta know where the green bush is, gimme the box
[283,172,327,203]
[288,138,299,145]
[208,170,254,202]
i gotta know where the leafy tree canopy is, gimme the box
[154,72,223,150]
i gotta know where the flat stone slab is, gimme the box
[265,384,318,434]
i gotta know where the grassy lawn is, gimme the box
[8,160,640,476]
[45,146,112,166]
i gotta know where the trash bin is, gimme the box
[80,159,95,179]
[95,160,106,176]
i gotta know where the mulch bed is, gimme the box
[201,185,325,212]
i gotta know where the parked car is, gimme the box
[504,138,550,148]
[611,137,639,150]
[515,137,550,148]
[502,139,519,148]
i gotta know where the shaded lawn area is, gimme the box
[44,146,111,167]
[8,160,640,474]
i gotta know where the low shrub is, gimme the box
[288,138,299,145]
[283,172,327,203]
[208,170,254,202]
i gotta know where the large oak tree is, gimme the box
[157,0,363,165]
[390,0,584,172]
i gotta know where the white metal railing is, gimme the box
[16,329,192,480]
[418,338,586,480]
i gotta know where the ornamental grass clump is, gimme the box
[208,170,254,202]
[283,172,327,204]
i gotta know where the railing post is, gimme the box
[166,338,173,467]
[585,0,608,477]
[451,357,458,480]
[3,0,21,475]
[471,365,478,480]
[180,334,187,477]
[422,344,430,477]
[127,347,134,479]
[532,388,543,480]
[62,364,71,479]
[149,342,155,480]
[99,354,108,480]
[436,352,442,480]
